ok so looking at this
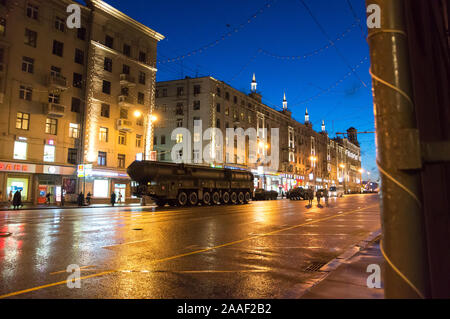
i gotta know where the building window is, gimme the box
[233,96,238,104]
[99,127,108,142]
[118,132,127,145]
[161,135,166,145]
[52,40,64,57]
[216,87,221,97]
[48,93,60,104]
[74,49,84,64]
[77,27,86,40]
[160,153,166,161]
[16,112,30,130]
[193,85,201,95]
[21,56,34,73]
[73,73,82,88]
[176,119,183,127]
[69,123,80,138]
[19,86,32,101]
[50,65,61,77]
[123,44,131,57]
[93,179,109,197]
[216,103,221,113]
[139,51,146,63]
[24,29,37,47]
[153,136,157,146]
[14,141,27,160]
[176,134,183,143]
[162,88,167,97]
[43,144,55,162]
[67,148,77,164]
[138,92,145,104]
[136,116,143,126]
[98,151,107,166]
[102,80,111,94]
[118,154,125,168]
[71,97,81,113]
[216,119,220,128]
[136,134,142,148]
[120,108,128,119]
[138,71,146,85]
[105,35,114,49]
[26,3,38,20]
[45,118,57,135]
[101,103,110,118]
[104,57,112,72]
[225,92,230,100]
[177,87,184,97]
[122,64,130,75]
[54,17,65,32]
[193,100,200,110]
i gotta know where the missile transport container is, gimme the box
[127,161,254,207]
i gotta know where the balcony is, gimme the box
[116,119,133,132]
[119,74,136,87]
[47,74,68,90]
[45,103,66,118]
[118,95,134,108]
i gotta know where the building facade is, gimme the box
[154,75,363,193]
[0,0,163,204]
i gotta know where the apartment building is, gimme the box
[154,75,363,193]
[0,0,163,204]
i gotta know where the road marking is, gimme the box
[0,204,378,299]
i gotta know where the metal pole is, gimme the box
[366,0,430,298]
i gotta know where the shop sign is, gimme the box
[0,162,36,173]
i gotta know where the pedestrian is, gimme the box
[118,192,123,204]
[46,192,51,205]
[110,192,116,207]
[86,192,92,206]
[13,190,21,210]
[77,192,84,207]
[61,189,65,207]
[324,188,329,207]
[308,188,314,206]
[8,190,13,205]
[316,189,322,206]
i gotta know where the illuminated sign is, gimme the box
[0,162,36,173]
[149,151,157,161]
[77,164,84,177]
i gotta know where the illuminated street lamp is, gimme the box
[134,110,142,118]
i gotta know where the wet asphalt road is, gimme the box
[0,194,380,299]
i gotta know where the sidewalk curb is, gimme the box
[0,204,155,212]
[298,229,382,298]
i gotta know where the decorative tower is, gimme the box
[305,108,310,124]
[282,92,287,110]
[251,73,257,92]
[321,120,326,132]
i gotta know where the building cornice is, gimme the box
[87,0,165,41]
[91,40,158,72]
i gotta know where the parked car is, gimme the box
[329,186,344,197]
[254,189,278,201]
[287,187,307,200]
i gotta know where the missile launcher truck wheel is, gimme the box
[230,191,238,204]
[203,192,211,205]
[177,191,188,206]
[238,192,245,204]
[212,192,220,205]
[244,191,251,203]
[222,191,230,204]
[189,192,199,206]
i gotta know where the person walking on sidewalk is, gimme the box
[8,190,13,206]
[323,188,329,207]
[86,192,92,206]
[316,189,322,206]
[307,187,314,207]
[46,192,51,205]
[77,192,84,207]
[110,192,116,207]
[117,192,123,204]
[12,190,22,210]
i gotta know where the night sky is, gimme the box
[100,0,378,181]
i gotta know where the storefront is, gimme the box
[0,161,75,204]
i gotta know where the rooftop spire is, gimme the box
[305,107,310,123]
[251,73,257,92]
[321,120,326,132]
[282,92,287,110]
